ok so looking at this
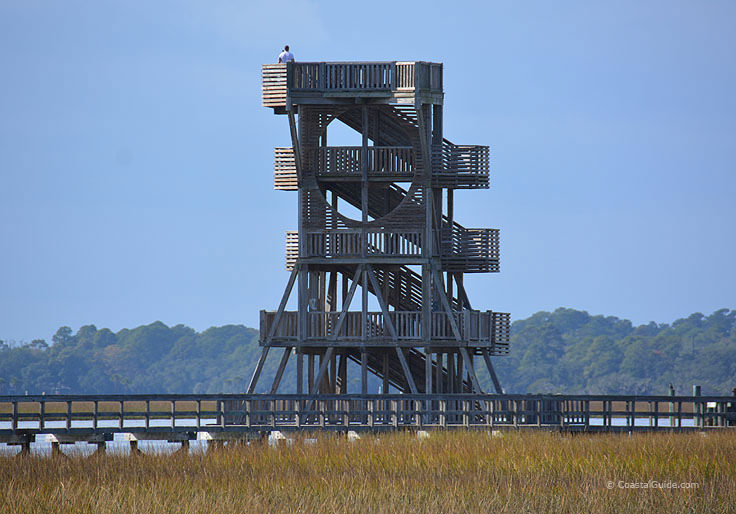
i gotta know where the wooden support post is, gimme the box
[425,350,432,394]
[481,349,503,394]
[367,266,397,340]
[246,347,270,394]
[330,351,337,393]
[310,347,335,395]
[308,353,315,393]
[296,349,303,394]
[396,347,418,394]
[130,440,143,456]
[331,264,364,340]
[12,401,18,432]
[178,439,190,455]
[421,264,432,343]
[436,352,443,393]
[382,351,390,394]
[433,269,462,341]
[287,110,302,175]
[270,347,292,393]
[337,352,347,394]
[448,352,455,394]
[361,267,368,342]
[51,441,64,458]
[326,271,336,312]
[459,347,483,394]
[455,273,471,310]
[361,349,368,395]
[342,273,348,309]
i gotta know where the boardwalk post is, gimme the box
[693,384,702,428]
[669,384,675,427]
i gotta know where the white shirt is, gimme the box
[278,51,294,63]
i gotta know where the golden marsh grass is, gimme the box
[1,430,734,513]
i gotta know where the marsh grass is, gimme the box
[1,430,734,513]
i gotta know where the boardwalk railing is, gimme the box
[2,394,735,442]
[259,308,508,350]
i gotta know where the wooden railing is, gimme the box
[289,62,442,92]
[287,229,424,260]
[262,62,443,108]
[432,143,490,188]
[441,227,499,260]
[2,394,734,440]
[274,147,297,190]
[260,309,510,346]
[262,64,288,107]
[285,231,299,270]
[286,227,499,272]
[304,146,415,177]
[274,144,491,189]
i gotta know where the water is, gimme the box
[0,415,698,456]
[0,418,219,457]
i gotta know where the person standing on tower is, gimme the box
[278,45,295,63]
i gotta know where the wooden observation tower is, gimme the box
[249,61,510,396]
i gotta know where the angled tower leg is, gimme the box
[481,348,503,394]
[310,347,335,395]
[395,347,418,394]
[270,347,292,393]
[459,347,483,393]
[247,347,270,394]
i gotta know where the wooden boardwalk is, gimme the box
[2,393,734,454]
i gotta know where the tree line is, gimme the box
[1,308,734,396]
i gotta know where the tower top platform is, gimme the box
[262,61,443,111]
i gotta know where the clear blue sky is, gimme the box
[1,0,735,343]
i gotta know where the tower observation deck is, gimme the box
[249,61,510,395]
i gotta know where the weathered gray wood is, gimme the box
[2,393,734,440]
[331,264,364,340]
[265,266,299,344]
[433,268,462,341]
[246,347,270,394]
[459,347,482,394]
[309,347,335,395]
[395,347,418,394]
[366,265,398,340]
[258,61,509,395]
[296,350,303,394]
[481,348,503,394]
[270,347,292,394]
[425,350,432,394]
[361,350,368,395]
